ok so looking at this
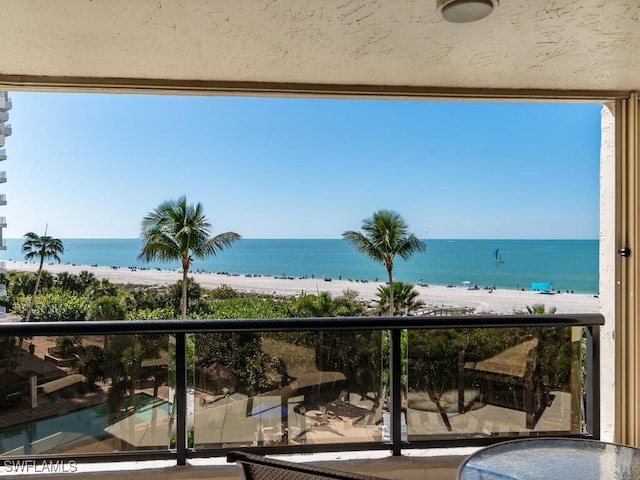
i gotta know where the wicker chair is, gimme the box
[227,451,389,480]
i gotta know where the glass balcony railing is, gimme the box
[0,314,602,465]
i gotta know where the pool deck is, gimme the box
[0,344,107,430]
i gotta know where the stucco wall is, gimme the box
[599,103,616,442]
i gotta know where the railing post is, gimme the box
[586,325,601,439]
[176,332,187,465]
[390,328,402,456]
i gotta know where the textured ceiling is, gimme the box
[1,0,639,95]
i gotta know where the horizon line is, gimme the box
[3,237,600,241]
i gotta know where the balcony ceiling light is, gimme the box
[437,0,498,23]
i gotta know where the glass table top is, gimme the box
[457,438,640,480]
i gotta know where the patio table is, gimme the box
[457,438,640,479]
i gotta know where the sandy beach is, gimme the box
[6,261,600,315]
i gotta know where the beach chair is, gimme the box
[227,451,389,480]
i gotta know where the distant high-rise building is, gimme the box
[0,91,11,317]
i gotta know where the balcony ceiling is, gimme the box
[1,0,639,96]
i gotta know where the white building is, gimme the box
[0,91,10,317]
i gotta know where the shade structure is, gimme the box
[249,398,289,421]
[530,282,553,292]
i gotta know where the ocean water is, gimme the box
[3,238,599,294]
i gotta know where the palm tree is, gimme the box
[524,304,557,315]
[8,272,36,297]
[376,281,425,316]
[75,344,107,386]
[55,271,82,293]
[138,196,241,319]
[291,291,363,318]
[22,231,64,322]
[343,210,426,315]
[88,278,118,299]
[78,270,97,293]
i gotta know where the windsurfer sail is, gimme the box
[494,248,504,264]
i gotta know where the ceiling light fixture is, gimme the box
[437,0,498,23]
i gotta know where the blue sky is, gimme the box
[3,92,601,239]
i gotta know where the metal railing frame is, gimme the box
[0,313,603,465]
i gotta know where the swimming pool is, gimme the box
[0,393,169,455]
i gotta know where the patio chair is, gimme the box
[227,451,389,480]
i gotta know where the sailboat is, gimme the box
[494,248,504,264]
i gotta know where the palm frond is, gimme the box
[22,232,64,263]
[342,230,385,263]
[343,211,426,264]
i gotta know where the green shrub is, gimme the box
[127,306,177,320]
[205,297,293,319]
[13,291,89,322]
[126,288,165,311]
[290,290,363,317]
[4,271,36,297]
[208,284,238,299]
[88,278,119,299]
[89,295,126,320]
